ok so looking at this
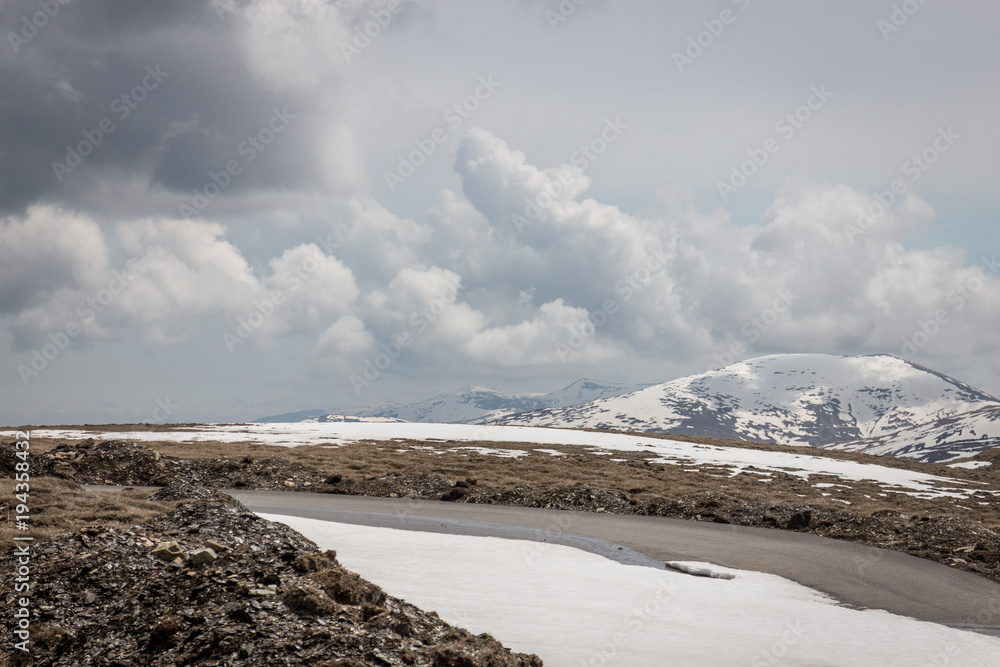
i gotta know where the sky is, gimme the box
[1,0,998,425]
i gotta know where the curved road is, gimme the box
[228,490,1000,634]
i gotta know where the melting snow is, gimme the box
[949,461,992,470]
[265,515,1000,667]
[23,422,983,499]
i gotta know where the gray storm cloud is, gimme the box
[1,0,997,421]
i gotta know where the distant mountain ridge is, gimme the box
[254,409,329,423]
[255,379,650,425]
[488,354,1000,463]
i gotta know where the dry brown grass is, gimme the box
[0,477,176,553]
[22,422,994,477]
[25,440,1000,529]
[17,425,1000,531]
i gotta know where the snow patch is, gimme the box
[264,515,1000,666]
[665,561,737,580]
[948,460,992,469]
[28,422,984,499]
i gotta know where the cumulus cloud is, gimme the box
[236,0,352,91]
[0,209,364,350]
[1,206,113,348]
[2,1,999,424]
[113,219,261,344]
[256,243,360,342]
[442,129,1000,374]
[3,128,998,396]
[316,314,375,359]
[333,196,434,282]
[0,206,109,314]
[464,298,622,366]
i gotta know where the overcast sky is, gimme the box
[1,0,998,425]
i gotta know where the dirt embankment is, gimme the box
[0,478,542,667]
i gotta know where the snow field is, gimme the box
[264,515,1000,667]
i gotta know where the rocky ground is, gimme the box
[5,437,1000,584]
[0,482,542,667]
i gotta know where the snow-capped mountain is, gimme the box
[300,414,408,424]
[489,354,1000,463]
[531,379,654,413]
[254,409,329,424]
[826,404,1000,461]
[332,379,649,424]
[328,385,548,424]
[257,379,647,425]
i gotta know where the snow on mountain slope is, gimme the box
[253,409,329,423]
[322,379,646,424]
[828,404,1000,462]
[489,354,1000,463]
[301,414,408,424]
[536,379,654,411]
[330,386,548,424]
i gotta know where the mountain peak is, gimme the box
[494,353,1000,463]
[461,385,501,394]
[269,379,649,425]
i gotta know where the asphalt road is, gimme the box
[227,489,1000,634]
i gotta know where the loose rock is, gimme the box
[0,494,542,667]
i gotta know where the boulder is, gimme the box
[188,547,218,566]
[151,541,186,562]
[787,510,812,530]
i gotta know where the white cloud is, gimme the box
[465,298,622,366]
[4,139,999,399]
[236,0,352,91]
[0,205,109,315]
[442,130,1000,379]
[258,243,360,341]
[316,314,375,359]
[114,219,260,344]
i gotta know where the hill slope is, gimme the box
[319,379,648,424]
[489,354,1000,463]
